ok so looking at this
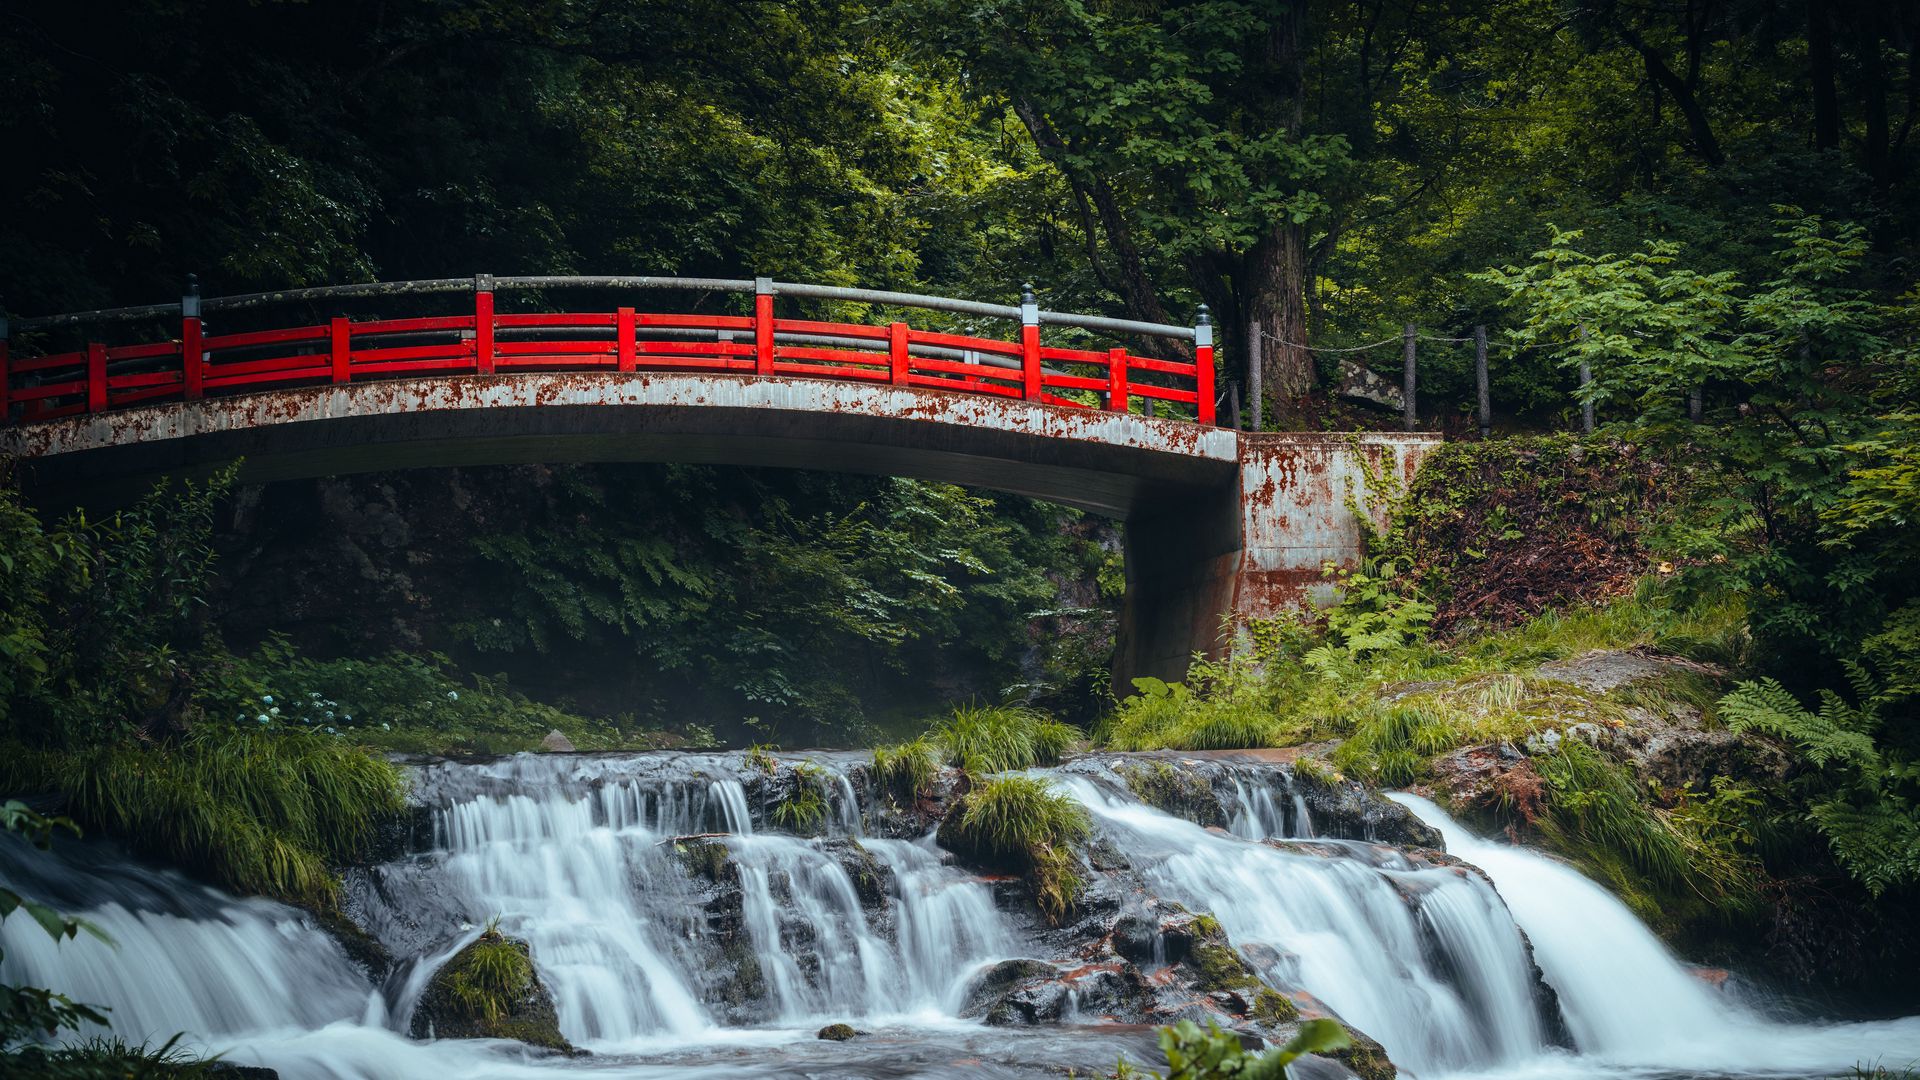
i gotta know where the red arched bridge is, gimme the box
[0,275,1437,682]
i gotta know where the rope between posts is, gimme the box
[1258,330,1401,353]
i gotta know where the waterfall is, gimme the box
[1392,793,1920,1078]
[8,751,1919,1080]
[1055,776,1546,1076]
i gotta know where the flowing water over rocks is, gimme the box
[4,749,1919,1078]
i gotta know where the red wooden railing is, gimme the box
[0,277,1216,427]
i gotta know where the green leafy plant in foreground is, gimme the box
[934,704,1079,774]
[1116,1017,1352,1079]
[870,736,941,802]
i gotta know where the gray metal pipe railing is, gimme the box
[10,274,1199,342]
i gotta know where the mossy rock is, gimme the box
[719,936,767,1008]
[816,1022,858,1041]
[410,930,571,1053]
[1119,762,1226,828]
[1331,1026,1396,1080]
[1251,988,1298,1025]
[674,837,732,883]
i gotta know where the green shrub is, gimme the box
[210,643,694,756]
[1117,1017,1351,1079]
[0,728,405,909]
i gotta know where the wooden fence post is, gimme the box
[86,341,107,413]
[474,273,495,375]
[1107,347,1128,412]
[1402,323,1417,432]
[1578,322,1594,434]
[330,317,351,383]
[1246,317,1262,432]
[889,321,909,385]
[1195,305,1215,425]
[1475,324,1490,438]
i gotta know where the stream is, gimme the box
[3,750,1917,1079]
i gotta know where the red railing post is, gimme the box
[181,275,203,401]
[1107,347,1128,412]
[1195,304,1216,425]
[617,307,637,372]
[889,321,909,385]
[1020,283,1041,401]
[86,341,107,413]
[754,277,775,375]
[474,274,495,375]
[330,317,351,383]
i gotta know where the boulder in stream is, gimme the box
[409,928,572,1053]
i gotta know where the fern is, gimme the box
[1721,670,1920,894]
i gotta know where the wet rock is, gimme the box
[1535,648,1683,694]
[1330,1026,1397,1080]
[1291,772,1441,848]
[816,1022,858,1041]
[1117,761,1227,828]
[207,1066,280,1080]
[538,729,576,753]
[960,958,1060,1018]
[823,839,891,909]
[409,930,571,1054]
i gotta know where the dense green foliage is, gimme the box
[222,465,1115,742]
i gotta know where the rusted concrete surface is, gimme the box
[0,372,1437,685]
[1230,433,1442,619]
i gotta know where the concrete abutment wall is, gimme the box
[1111,432,1441,688]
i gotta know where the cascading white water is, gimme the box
[863,836,1012,1013]
[1392,793,1920,1078]
[11,751,1920,1080]
[1056,775,1548,1076]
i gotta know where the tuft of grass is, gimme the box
[3,1035,218,1076]
[770,762,830,835]
[1331,705,1464,786]
[870,736,941,802]
[446,924,535,1027]
[744,743,779,776]
[938,775,1090,924]
[933,704,1080,775]
[0,728,405,909]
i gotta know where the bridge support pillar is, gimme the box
[1114,432,1441,691]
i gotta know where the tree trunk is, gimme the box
[1247,0,1316,422]
[1244,224,1315,420]
[1808,0,1840,151]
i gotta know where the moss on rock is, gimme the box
[409,929,571,1053]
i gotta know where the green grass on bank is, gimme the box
[0,727,405,909]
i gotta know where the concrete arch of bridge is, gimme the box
[1,372,1440,684]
